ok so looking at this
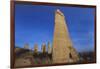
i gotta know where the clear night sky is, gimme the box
[15,3,95,52]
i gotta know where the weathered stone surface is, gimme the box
[52,9,79,64]
[14,57,32,67]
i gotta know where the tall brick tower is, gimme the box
[52,9,79,63]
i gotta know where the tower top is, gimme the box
[56,9,64,16]
[56,9,60,12]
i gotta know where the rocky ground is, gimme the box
[14,47,52,67]
[14,47,95,67]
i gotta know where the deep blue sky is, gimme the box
[15,3,95,52]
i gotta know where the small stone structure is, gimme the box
[33,44,38,54]
[47,42,52,54]
[41,43,46,53]
[24,43,29,50]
